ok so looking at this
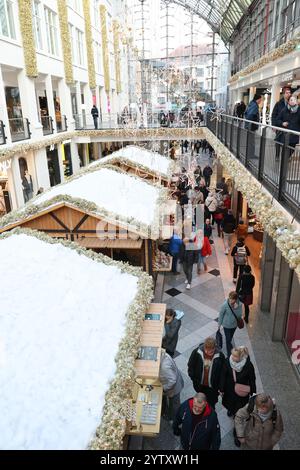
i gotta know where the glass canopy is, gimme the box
[169,0,253,42]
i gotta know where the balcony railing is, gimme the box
[56,115,68,133]
[74,111,205,130]
[9,118,31,142]
[206,111,300,222]
[0,120,7,145]
[41,115,54,136]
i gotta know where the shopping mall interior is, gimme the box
[0,0,300,453]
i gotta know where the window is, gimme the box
[68,0,82,14]
[94,41,102,73]
[44,7,59,56]
[76,28,84,66]
[69,23,75,62]
[32,0,42,50]
[0,0,16,39]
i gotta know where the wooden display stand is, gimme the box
[126,303,166,437]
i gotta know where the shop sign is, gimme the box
[280,71,294,83]
[0,159,11,173]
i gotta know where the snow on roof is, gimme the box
[0,232,146,450]
[90,145,173,178]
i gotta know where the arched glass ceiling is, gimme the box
[169,0,253,43]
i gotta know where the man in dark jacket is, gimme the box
[271,86,292,126]
[231,237,250,283]
[236,101,246,118]
[203,165,213,187]
[274,95,300,147]
[271,86,292,159]
[221,209,236,254]
[244,94,262,131]
[91,105,99,129]
[216,177,228,195]
[179,238,198,289]
[188,337,225,407]
[204,218,212,239]
[173,393,221,450]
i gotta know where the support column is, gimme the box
[76,81,82,125]
[17,70,43,139]
[70,141,80,173]
[45,75,56,132]
[270,82,281,120]
[83,83,93,124]
[270,250,293,341]
[10,155,24,207]
[57,144,65,183]
[249,86,256,102]
[259,233,277,311]
[58,79,75,131]
[0,65,11,142]
[34,148,51,190]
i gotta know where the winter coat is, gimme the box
[239,272,255,295]
[205,193,218,212]
[160,352,184,398]
[203,166,213,177]
[179,243,198,266]
[204,223,212,238]
[168,234,183,256]
[188,344,225,404]
[173,399,221,450]
[245,100,260,131]
[201,236,212,257]
[218,299,243,329]
[162,318,181,355]
[234,402,284,450]
[220,357,256,414]
[271,97,287,126]
[221,214,236,234]
[274,106,300,145]
[216,181,228,194]
[231,241,250,265]
[91,106,99,118]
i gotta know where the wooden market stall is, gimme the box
[0,229,155,450]
[90,145,174,187]
[126,303,166,438]
[0,165,174,274]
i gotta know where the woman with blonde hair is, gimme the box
[219,346,256,419]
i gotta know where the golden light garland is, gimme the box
[113,20,122,94]
[18,0,38,77]
[205,128,300,280]
[57,0,74,85]
[83,0,96,90]
[229,33,300,84]
[0,227,153,451]
[0,128,206,163]
[100,5,110,93]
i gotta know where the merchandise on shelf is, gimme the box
[152,249,172,271]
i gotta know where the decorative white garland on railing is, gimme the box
[205,128,300,279]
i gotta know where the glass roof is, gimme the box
[169,0,252,43]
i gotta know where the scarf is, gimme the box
[229,355,247,373]
[287,104,299,113]
[258,409,273,422]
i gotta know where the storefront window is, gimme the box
[285,272,300,374]
[47,146,61,187]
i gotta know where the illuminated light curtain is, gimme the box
[100,4,110,94]
[83,0,96,89]
[18,0,38,77]
[57,0,74,84]
[113,20,121,94]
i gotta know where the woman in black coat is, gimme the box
[275,95,300,147]
[219,346,256,417]
[237,265,255,323]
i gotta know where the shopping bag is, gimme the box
[216,329,223,349]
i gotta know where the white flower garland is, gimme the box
[205,129,300,279]
[0,227,154,450]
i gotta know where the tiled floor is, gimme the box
[142,147,300,451]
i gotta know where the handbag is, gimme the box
[232,369,250,397]
[238,290,245,303]
[216,329,223,349]
[228,301,244,329]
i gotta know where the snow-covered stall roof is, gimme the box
[0,165,169,238]
[90,145,174,179]
[0,229,153,450]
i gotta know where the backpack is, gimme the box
[234,245,248,265]
[247,395,278,429]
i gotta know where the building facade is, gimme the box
[0,0,134,211]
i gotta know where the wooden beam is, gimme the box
[50,212,70,232]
